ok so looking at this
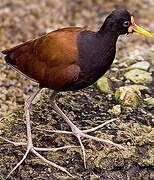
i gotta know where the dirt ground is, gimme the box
[0,0,153,179]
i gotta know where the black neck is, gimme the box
[97,29,119,48]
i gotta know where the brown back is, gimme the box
[2,27,86,89]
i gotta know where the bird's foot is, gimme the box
[0,136,73,178]
[39,119,126,168]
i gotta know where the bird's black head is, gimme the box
[99,9,152,37]
[99,9,131,35]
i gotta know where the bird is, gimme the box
[1,9,152,178]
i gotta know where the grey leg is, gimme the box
[1,88,72,178]
[50,91,126,168]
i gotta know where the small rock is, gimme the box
[124,69,152,83]
[126,61,150,71]
[141,46,154,72]
[1,104,8,112]
[115,85,149,106]
[108,105,121,116]
[134,56,145,61]
[97,76,113,94]
[119,62,128,68]
[118,58,139,66]
[111,67,119,72]
[8,71,17,79]
[145,97,154,108]
[90,174,100,180]
[141,46,154,65]
[0,94,6,101]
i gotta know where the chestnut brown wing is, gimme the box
[2,27,85,90]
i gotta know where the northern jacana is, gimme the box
[1,9,152,177]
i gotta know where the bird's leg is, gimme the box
[3,88,72,178]
[5,88,41,178]
[50,91,126,168]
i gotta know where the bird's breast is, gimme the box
[57,30,116,91]
[60,50,115,91]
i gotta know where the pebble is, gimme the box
[119,62,128,68]
[115,85,149,106]
[126,61,150,71]
[124,69,153,83]
[108,105,121,116]
[145,97,154,108]
[97,76,113,94]
[111,67,119,72]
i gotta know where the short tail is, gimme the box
[2,39,33,65]
[4,53,16,65]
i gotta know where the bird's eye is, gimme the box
[123,21,130,27]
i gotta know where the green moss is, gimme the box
[115,85,149,107]
[97,76,113,94]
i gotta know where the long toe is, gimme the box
[1,136,74,177]
[6,145,72,178]
[40,125,126,169]
[31,148,72,177]
[0,136,27,146]
[81,133,126,150]
[69,124,126,150]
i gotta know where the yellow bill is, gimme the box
[128,16,152,37]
